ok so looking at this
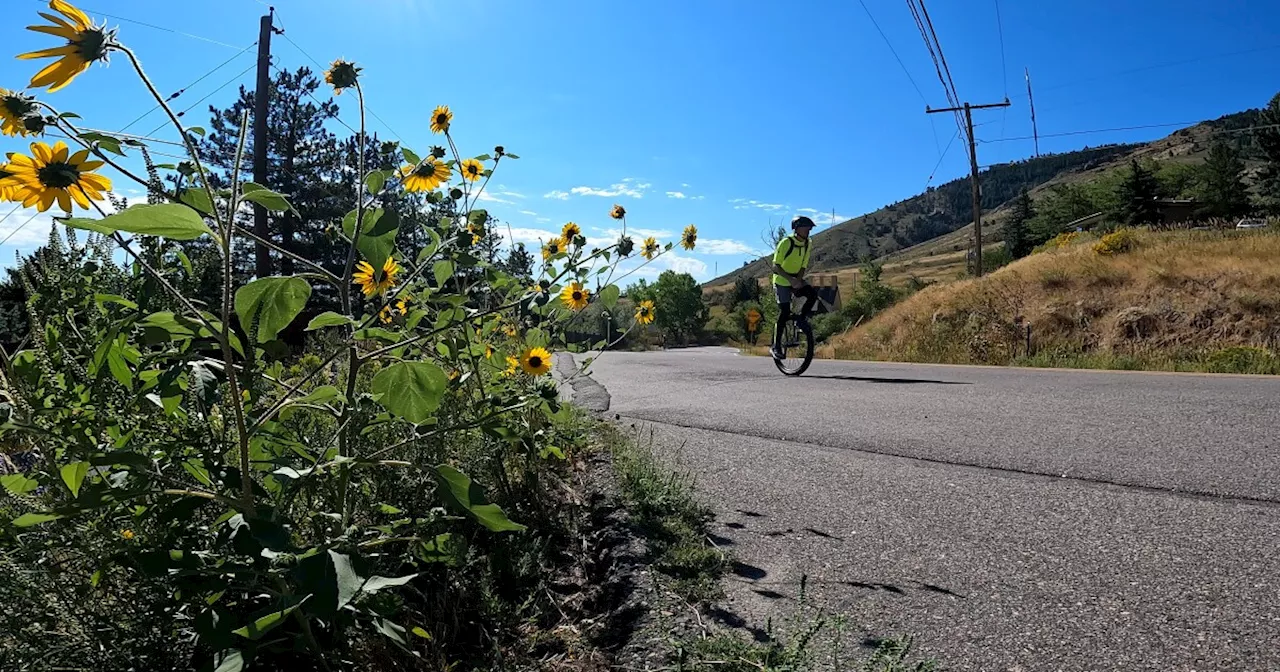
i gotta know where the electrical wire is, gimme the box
[276,31,405,142]
[118,41,258,133]
[978,121,1280,144]
[856,0,930,106]
[144,62,258,138]
[25,0,243,50]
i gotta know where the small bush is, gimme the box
[1093,228,1138,255]
[1204,346,1280,374]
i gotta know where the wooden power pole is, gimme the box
[1025,68,1040,158]
[252,11,275,279]
[926,98,1010,276]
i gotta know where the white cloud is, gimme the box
[698,239,763,255]
[665,253,708,276]
[666,191,687,199]
[476,192,515,205]
[797,207,819,214]
[544,190,570,200]
[595,226,674,240]
[518,210,538,216]
[568,180,649,198]
[810,211,848,226]
[681,183,691,188]
[505,227,561,245]
[535,217,552,223]
[0,206,58,254]
[692,195,705,200]
[730,199,786,211]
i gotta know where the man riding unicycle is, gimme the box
[770,215,819,362]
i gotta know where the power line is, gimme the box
[993,0,1008,97]
[26,0,243,50]
[0,211,43,248]
[855,0,930,106]
[276,30,405,142]
[978,121,1280,144]
[1041,43,1280,94]
[924,129,962,188]
[907,0,966,139]
[145,62,258,138]
[118,41,258,133]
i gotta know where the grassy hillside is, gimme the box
[818,228,1280,374]
[708,107,1268,291]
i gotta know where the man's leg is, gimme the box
[772,284,792,358]
[798,285,819,319]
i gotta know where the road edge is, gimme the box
[553,352,611,413]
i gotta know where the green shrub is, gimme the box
[1204,346,1280,374]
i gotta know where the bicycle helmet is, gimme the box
[791,215,815,230]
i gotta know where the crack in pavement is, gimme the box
[616,413,1280,509]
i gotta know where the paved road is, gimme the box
[574,348,1280,671]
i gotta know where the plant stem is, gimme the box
[337,82,369,529]
[223,112,255,509]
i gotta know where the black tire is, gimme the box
[773,316,814,376]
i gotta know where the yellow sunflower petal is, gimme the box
[50,0,92,30]
[27,23,79,39]
[51,142,69,163]
[17,45,79,60]
[68,185,89,209]
[55,190,72,213]
[68,149,90,165]
[38,190,56,212]
[81,173,111,190]
[31,143,52,163]
[78,160,104,172]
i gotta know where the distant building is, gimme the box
[1153,199,1198,226]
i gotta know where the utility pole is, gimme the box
[926,98,1010,276]
[252,11,275,279]
[1025,68,1040,158]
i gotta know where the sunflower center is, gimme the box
[74,28,111,62]
[436,114,448,126]
[528,356,543,368]
[37,162,80,189]
[572,291,583,301]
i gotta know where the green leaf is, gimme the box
[365,170,387,195]
[176,249,194,277]
[105,339,133,387]
[79,132,125,156]
[75,204,214,240]
[371,362,447,424]
[232,598,307,640]
[353,327,401,344]
[505,153,520,159]
[187,126,207,137]
[434,464,526,532]
[0,474,39,495]
[402,147,422,165]
[375,618,408,645]
[466,209,488,229]
[306,311,354,330]
[411,626,432,640]
[241,182,293,213]
[433,261,454,288]
[329,550,362,610]
[63,217,114,236]
[95,293,138,310]
[600,285,620,309]
[416,229,442,265]
[474,154,492,162]
[60,462,90,497]
[181,459,215,487]
[178,188,214,216]
[212,650,244,672]
[419,533,463,565]
[539,446,566,460]
[341,208,400,269]
[234,277,311,343]
[11,512,62,527]
[139,311,195,339]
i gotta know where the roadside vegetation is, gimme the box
[0,4,708,669]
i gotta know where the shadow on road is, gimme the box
[799,374,970,385]
[730,561,768,581]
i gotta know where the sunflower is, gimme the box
[561,221,581,242]
[467,222,482,246]
[378,305,394,324]
[430,105,452,134]
[641,236,660,260]
[460,158,483,182]
[19,0,116,93]
[324,59,361,95]
[559,282,591,311]
[0,90,41,137]
[503,322,519,338]
[617,235,635,258]
[521,347,553,376]
[396,296,411,314]
[400,158,451,193]
[503,356,520,377]
[120,529,134,540]
[484,343,495,359]
[4,140,110,213]
[634,300,656,326]
[352,256,400,298]
[0,166,19,202]
[681,224,698,251]
[541,236,565,261]
[610,204,626,220]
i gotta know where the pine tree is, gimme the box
[1198,141,1251,219]
[1004,188,1036,258]
[1115,159,1160,226]
[1256,91,1280,214]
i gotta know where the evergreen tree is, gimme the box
[1115,159,1161,226]
[1256,91,1280,214]
[1004,188,1036,258]
[1198,141,1251,219]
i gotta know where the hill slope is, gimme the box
[818,228,1280,373]
[709,108,1265,288]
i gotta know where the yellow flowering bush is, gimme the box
[0,2,690,668]
[1093,228,1138,255]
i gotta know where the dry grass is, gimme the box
[819,229,1280,374]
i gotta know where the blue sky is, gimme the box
[2,0,1278,279]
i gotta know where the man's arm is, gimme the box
[773,263,803,288]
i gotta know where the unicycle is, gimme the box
[773,311,814,376]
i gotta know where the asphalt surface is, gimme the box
[573,348,1280,671]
